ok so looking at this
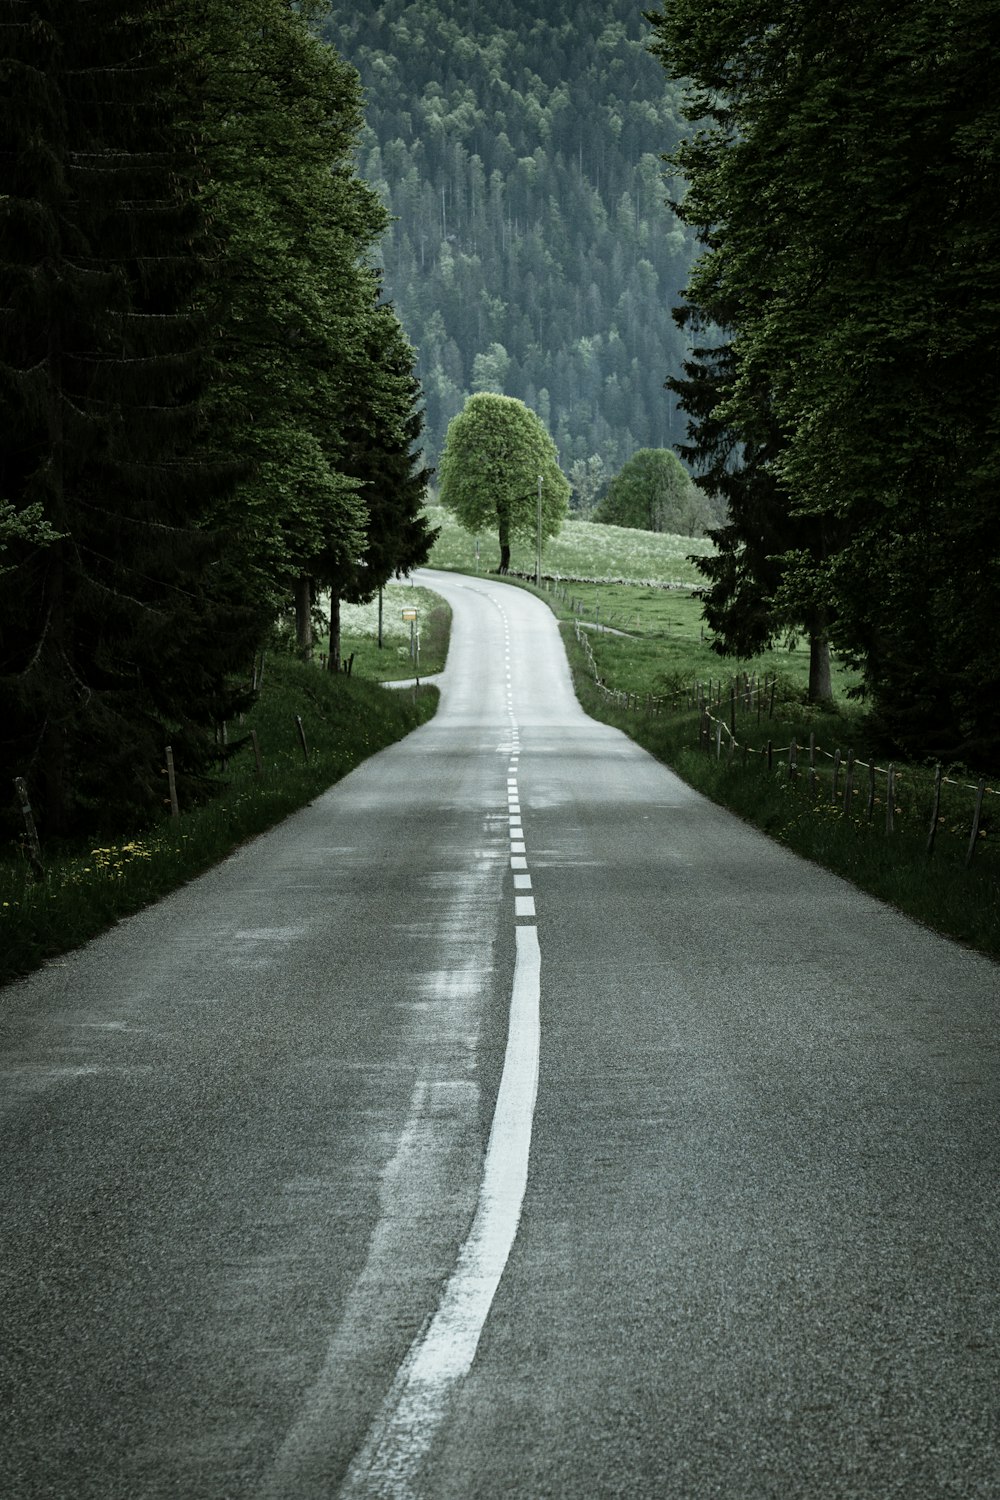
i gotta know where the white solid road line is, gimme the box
[339,926,542,1498]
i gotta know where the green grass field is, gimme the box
[424,503,713,585]
[316,582,451,681]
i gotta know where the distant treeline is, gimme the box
[325,0,698,480]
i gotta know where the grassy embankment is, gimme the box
[426,505,998,957]
[1,645,442,988]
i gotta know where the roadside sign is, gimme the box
[401,608,418,621]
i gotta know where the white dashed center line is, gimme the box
[333,591,546,1497]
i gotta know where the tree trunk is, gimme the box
[329,593,341,672]
[40,322,69,835]
[295,574,313,661]
[808,619,833,704]
[498,508,510,573]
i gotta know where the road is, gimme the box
[1,568,997,1500]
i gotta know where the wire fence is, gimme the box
[573,620,996,867]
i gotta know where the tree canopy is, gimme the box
[438,394,569,572]
[593,448,710,536]
[0,0,254,834]
[0,1,432,837]
[648,0,1000,749]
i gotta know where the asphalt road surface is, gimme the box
[1,568,997,1500]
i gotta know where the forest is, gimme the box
[323,0,698,489]
[0,0,434,839]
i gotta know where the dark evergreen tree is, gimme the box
[196,0,375,641]
[318,297,437,670]
[0,0,254,836]
[324,0,699,475]
[648,0,1000,747]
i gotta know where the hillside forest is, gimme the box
[324,0,699,493]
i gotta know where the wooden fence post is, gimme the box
[831,748,841,804]
[926,763,943,857]
[886,764,896,832]
[250,729,263,776]
[730,686,737,740]
[164,745,180,822]
[766,739,773,772]
[843,749,855,815]
[966,778,986,866]
[808,732,816,791]
[768,676,777,718]
[788,740,797,781]
[13,777,44,878]
[867,761,876,821]
[295,715,310,762]
[715,720,722,760]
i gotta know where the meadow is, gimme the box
[424,502,860,703]
[423,503,714,585]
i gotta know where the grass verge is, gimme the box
[0,657,439,988]
[564,625,998,958]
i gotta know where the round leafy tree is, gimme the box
[593,448,709,535]
[439,394,569,572]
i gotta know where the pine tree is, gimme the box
[319,297,436,671]
[0,0,254,836]
[648,0,1000,744]
[194,0,376,641]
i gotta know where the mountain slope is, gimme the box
[324,1,697,486]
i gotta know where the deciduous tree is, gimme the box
[647,0,1000,745]
[593,448,708,536]
[438,394,568,572]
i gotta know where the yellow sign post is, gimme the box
[401,608,419,678]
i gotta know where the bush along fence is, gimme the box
[573,621,996,868]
